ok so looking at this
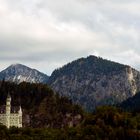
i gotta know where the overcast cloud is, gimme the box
[0,0,140,75]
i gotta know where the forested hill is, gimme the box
[1,106,140,139]
[48,55,140,111]
[1,82,140,139]
[0,81,83,128]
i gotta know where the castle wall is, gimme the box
[10,113,20,127]
[0,114,6,126]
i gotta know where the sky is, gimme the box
[0,0,140,75]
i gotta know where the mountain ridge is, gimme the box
[1,55,140,111]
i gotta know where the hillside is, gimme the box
[1,106,140,139]
[0,64,49,84]
[0,81,83,128]
[120,91,140,112]
[1,82,140,139]
[48,55,140,111]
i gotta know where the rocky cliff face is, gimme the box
[48,56,140,111]
[0,64,49,84]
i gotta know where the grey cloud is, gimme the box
[0,0,140,75]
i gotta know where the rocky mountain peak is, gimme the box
[0,64,49,84]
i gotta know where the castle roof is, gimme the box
[7,93,11,98]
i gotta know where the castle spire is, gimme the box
[18,106,22,114]
[7,93,11,100]
[18,105,22,127]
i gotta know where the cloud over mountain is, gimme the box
[0,0,140,74]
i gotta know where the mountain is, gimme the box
[48,55,140,111]
[0,64,49,84]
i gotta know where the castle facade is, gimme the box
[0,94,22,128]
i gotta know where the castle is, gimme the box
[0,94,22,128]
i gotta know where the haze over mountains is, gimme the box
[1,55,140,111]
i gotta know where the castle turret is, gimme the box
[6,94,11,128]
[18,106,22,127]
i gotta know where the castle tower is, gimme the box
[6,94,11,128]
[18,106,22,127]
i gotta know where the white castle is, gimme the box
[0,94,22,128]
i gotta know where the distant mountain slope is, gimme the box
[0,64,49,84]
[48,55,140,111]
